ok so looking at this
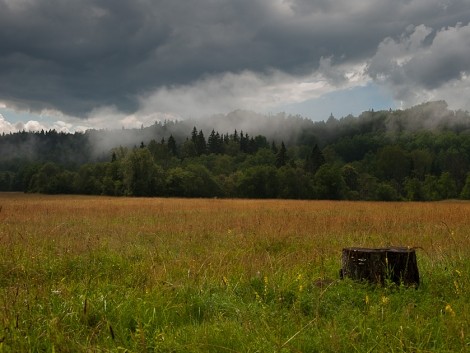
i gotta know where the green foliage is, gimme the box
[275,142,288,168]
[460,173,470,199]
[237,165,279,198]
[2,103,470,200]
[409,149,434,180]
[0,171,14,191]
[28,162,77,194]
[437,172,458,199]
[75,164,105,195]
[304,144,325,174]
[342,164,359,191]
[376,145,411,183]
[165,165,222,197]
[313,164,347,200]
[404,177,424,201]
[277,166,313,199]
[167,134,177,155]
[122,148,164,196]
[376,182,400,201]
[165,167,194,196]
[240,148,276,169]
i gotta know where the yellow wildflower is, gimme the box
[445,304,456,317]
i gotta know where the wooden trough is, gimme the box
[341,247,420,287]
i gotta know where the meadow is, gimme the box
[0,193,468,352]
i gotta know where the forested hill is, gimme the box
[1,101,470,200]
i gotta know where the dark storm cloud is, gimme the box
[1,0,470,118]
[0,0,172,115]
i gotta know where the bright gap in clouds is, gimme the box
[278,83,397,120]
[0,106,80,133]
[0,61,389,134]
[0,82,398,134]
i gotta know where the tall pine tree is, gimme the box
[167,135,177,155]
[196,130,206,155]
[304,144,325,174]
[275,142,288,168]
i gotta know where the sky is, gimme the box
[1,0,470,133]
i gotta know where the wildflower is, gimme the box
[296,273,303,293]
[453,280,460,295]
[365,294,370,305]
[255,291,266,308]
[255,291,261,302]
[445,304,456,317]
[381,296,389,305]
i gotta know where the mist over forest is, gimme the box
[1,101,470,201]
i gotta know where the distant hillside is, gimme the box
[2,101,469,165]
[1,101,470,201]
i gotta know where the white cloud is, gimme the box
[70,58,370,128]
[369,22,470,110]
[20,120,45,132]
[0,112,85,134]
[137,61,369,121]
[12,120,72,133]
[0,114,16,133]
[417,73,470,111]
[84,106,174,130]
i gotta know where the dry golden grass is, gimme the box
[1,193,469,282]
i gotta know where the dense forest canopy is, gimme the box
[1,101,470,200]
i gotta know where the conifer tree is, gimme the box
[191,127,198,144]
[275,141,287,168]
[271,141,278,154]
[215,132,222,153]
[208,130,218,154]
[239,131,248,152]
[304,144,325,174]
[167,135,177,155]
[233,129,239,142]
[196,130,206,155]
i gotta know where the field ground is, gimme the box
[0,193,469,352]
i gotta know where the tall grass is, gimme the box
[0,193,469,352]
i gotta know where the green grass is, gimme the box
[2,254,468,352]
[0,195,469,352]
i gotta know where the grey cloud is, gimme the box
[1,0,470,118]
[405,24,470,88]
[368,22,470,106]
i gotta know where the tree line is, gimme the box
[1,102,470,200]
